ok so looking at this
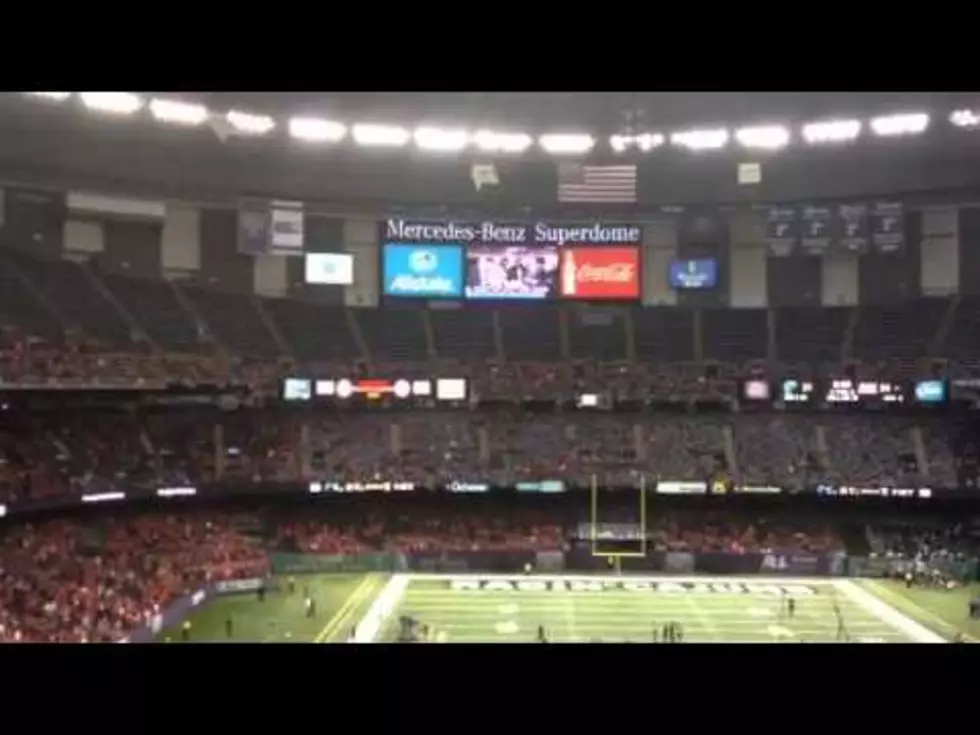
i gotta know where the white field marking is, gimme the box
[428,619,897,630]
[767,625,796,639]
[685,595,720,641]
[748,607,774,618]
[405,573,833,586]
[860,579,977,642]
[563,591,580,642]
[832,579,944,643]
[352,574,410,643]
[496,621,520,634]
[498,604,519,615]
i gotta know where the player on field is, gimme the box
[832,598,848,641]
[537,625,548,643]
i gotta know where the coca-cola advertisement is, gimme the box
[560,247,641,300]
[465,245,559,300]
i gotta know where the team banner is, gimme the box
[765,206,799,257]
[799,205,835,255]
[837,203,870,254]
[872,201,905,254]
[560,246,640,300]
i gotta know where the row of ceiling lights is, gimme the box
[24,92,980,156]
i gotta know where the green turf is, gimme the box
[857,579,980,642]
[380,578,925,643]
[157,573,386,643]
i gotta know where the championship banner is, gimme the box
[237,200,271,255]
[799,205,835,255]
[872,201,905,254]
[765,206,799,257]
[270,201,305,254]
[837,203,870,254]
[237,200,306,255]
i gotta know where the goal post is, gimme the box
[590,473,648,559]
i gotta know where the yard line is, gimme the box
[313,575,378,643]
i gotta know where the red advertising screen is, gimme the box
[559,247,640,300]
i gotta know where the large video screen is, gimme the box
[669,258,718,289]
[383,244,464,299]
[560,246,640,300]
[465,245,558,300]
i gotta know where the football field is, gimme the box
[370,575,946,643]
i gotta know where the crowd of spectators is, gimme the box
[0,506,872,642]
[0,406,971,504]
[0,514,267,642]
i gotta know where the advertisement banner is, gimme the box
[668,259,717,289]
[837,203,870,254]
[872,201,905,253]
[695,553,763,575]
[664,551,696,573]
[515,480,566,493]
[655,481,708,495]
[799,205,835,255]
[535,551,565,572]
[759,553,822,575]
[270,552,397,575]
[406,551,536,573]
[382,244,463,298]
[560,247,640,300]
[213,578,265,595]
[466,244,558,300]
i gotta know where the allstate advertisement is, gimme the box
[382,244,463,298]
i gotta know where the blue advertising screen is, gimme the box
[914,379,947,404]
[383,244,464,298]
[669,259,718,289]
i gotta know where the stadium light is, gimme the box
[735,125,790,151]
[149,98,209,126]
[671,128,729,151]
[539,133,595,155]
[27,92,71,102]
[870,112,929,137]
[636,133,665,152]
[950,109,980,128]
[472,130,533,154]
[226,110,276,135]
[610,133,665,153]
[80,92,143,116]
[352,123,411,147]
[801,119,862,144]
[289,116,347,143]
[414,126,470,152]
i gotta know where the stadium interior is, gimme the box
[0,91,979,644]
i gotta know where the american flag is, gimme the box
[557,163,637,203]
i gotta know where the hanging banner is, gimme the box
[237,200,271,255]
[765,206,799,257]
[270,201,305,254]
[837,203,870,254]
[872,201,905,254]
[799,204,835,255]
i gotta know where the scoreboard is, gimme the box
[282,376,468,405]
